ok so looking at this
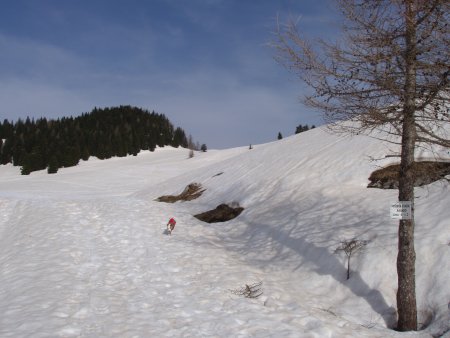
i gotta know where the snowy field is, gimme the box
[0,126,449,337]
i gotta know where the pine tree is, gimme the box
[20,153,32,175]
[295,124,310,134]
[47,156,59,174]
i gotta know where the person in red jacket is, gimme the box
[167,217,176,235]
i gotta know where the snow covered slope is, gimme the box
[0,126,449,337]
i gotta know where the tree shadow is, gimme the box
[208,190,398,328]
[244,220,397,327]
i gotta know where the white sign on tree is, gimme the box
[390,201,412,220]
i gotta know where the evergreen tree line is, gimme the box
[277,124,316,140]
[0,106,189,174]
[295,124,315,134]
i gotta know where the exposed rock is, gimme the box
[194,203,244,223]
[156,183,205,203]
[368,161,450,189]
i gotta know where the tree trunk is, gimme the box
[347,255,350,280]
[396,119,417,331]
[396,0,418,331]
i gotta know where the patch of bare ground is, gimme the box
[194,203,244,223]
[156,183,205,203]
[368,161,450,189]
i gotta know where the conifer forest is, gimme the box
[0,106,189,174]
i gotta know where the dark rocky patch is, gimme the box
[194,203,244,223]
[368,161,450,189]
[156,183,205,203]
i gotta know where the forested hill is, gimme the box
[0,106,189,174]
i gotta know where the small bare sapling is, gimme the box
[230,281,263,299]
[335,238,368,280]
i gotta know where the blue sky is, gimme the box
[0,0,338,149]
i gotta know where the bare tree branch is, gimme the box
[273,0,449,331]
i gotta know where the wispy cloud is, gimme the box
[0,33,87,83]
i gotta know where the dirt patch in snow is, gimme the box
[194,203,244,223]
[368,161,450,189]
[156,183,205,203]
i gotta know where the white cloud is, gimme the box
[133,66,316,148]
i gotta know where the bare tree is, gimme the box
[335,238,368,280]
[187,134,196,150]
[274,0,449,331]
